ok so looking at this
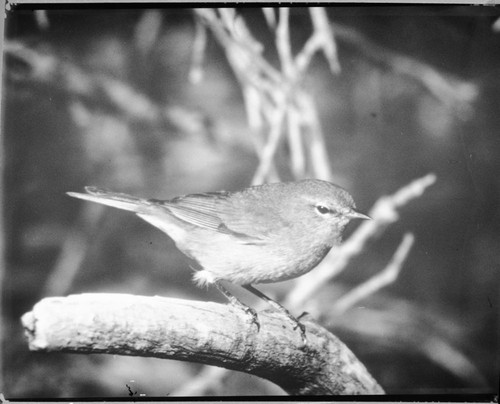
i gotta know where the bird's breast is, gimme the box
[181,228,333,285]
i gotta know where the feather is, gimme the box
[159,193,268,244]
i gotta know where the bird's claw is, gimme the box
[242,305,260,332]
[297,311,310,320]
[292,320,308,348]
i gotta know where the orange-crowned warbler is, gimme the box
[67,179,369,345]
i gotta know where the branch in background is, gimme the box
[21,294,385,396]
[189,16,208,84]
[43,203,106,297]
[299,92,333,181]
[333,23,478,118]
[285,173,436,309]
[134,10,163,56]
[34,10,50,30]
[195,8,338,183]
[262,8,277,29]
[171,366,229,396]
[3,41,211,139]
[333,232,414,314]
[194,10,479,185]
[251,97,287,185]
[493,17,500,32]
[275,8,305,180]
[4,41,158,122]
[301,8,341,75]
[324,302,489,388]
[276,8,293,78]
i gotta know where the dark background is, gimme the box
[2,5,499,397]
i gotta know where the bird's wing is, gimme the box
[161,192,269,245]
[69,188,272,245]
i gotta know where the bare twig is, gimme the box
[21,293,385,396]
[299,92,333,180]
[276,8,294,79]
[189,17,207,84]
[419,336,488,385]
[287,104,306,178]
[333,233,415,314]
[262,8,276,29]
[306,8,341,75]
[196,9,280,85]
[43,203,106,297]
[251,99,287,185]
[195,8,339,183]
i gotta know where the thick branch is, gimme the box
[21,293,384,395]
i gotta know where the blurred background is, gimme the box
[2,5,499,397]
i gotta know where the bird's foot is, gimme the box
[242,284,308,348]
[240,304,260,332]
[214,281,260,332]
[291,318,308,348]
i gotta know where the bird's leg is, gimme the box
[242,284,307,347]
[214,281,260,331]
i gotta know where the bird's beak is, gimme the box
[346,209,371,220]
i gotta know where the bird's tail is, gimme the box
[67,187,152,213]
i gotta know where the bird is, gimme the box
[67,179,369,345]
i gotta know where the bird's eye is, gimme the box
[315,205,330,215]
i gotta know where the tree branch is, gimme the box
[21,293,384,395]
